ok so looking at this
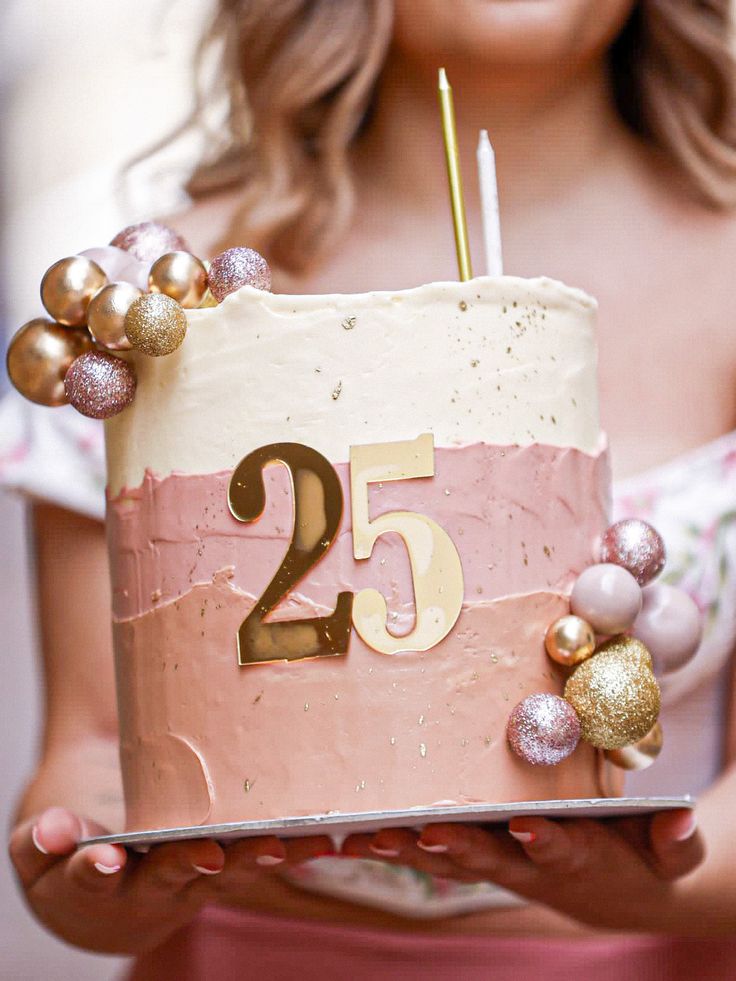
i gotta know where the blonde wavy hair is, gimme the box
[174,0,736,273]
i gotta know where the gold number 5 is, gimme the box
[350,433,464,654]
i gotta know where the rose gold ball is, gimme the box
[110,221,189,264]
[6,318,94,406]
[196,262,218,308]
[40,256,108,327]
[148,252,208,308]
[208,247,271,302]
[87,282,142,350]
[124,292,187,356]
[605,721,663,771]
[599,519,666,587]
[506,693,581,766]
[544,615,596,667]
[64,350,136,419]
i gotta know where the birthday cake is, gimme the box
[9,223,706,845]
[101,265,616,831]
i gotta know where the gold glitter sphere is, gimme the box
[87,282,141,350]
[148,251,208,308]
[6,318,94,406]
[124,292,187,357]
[564,636,660,749]
[545,615,596,667]
[605,721,663,771]
[40,256,107,327]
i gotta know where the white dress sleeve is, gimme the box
[0,390,106,521]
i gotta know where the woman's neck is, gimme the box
[355,50,634,217]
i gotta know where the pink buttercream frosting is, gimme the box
[108,442,612,831]
[107,443,610,621]
[115,577,603,829]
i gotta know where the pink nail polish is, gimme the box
[417,841,449,854]
[256,853,285,866]
[673,813,697,842]
[509,830,537,845]
[31,826,49,855]
[193,864,222,875]
[369,845,400,858]
[94,862,122,875]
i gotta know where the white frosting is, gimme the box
[105,276,599,493]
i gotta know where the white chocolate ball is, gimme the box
[632,583,703,674]
[570,563,642,635]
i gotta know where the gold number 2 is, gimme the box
[228,443,353,665]
[350,433,464,654]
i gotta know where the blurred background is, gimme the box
[1,2,213,976]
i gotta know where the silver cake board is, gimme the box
[80,796,693,849]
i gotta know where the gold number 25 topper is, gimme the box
[227,434,464,665]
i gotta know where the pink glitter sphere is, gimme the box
[208,247,272,302]
[599,519,666,587]
[506,693,581,766]
[110,222,190,265]
[64,351,136,419]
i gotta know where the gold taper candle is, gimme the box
[438,68,473,281]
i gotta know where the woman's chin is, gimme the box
[393,0,636,68]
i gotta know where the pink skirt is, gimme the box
[129,907,736,981]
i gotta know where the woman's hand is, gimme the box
[10,806,333,955]
[342,809,705,933]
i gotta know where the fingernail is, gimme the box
[193,863,222,876]
[673,813,697,842]
[256,854,285,866]
[417,840,449,853]
[509,830,537,845]
[94,862,122,875]
[369,845,400,858]
[31,826,49,855]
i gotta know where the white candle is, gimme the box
[477,130,503,277]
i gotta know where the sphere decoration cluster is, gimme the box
[508,519,703,771]
[7,223,271,419]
